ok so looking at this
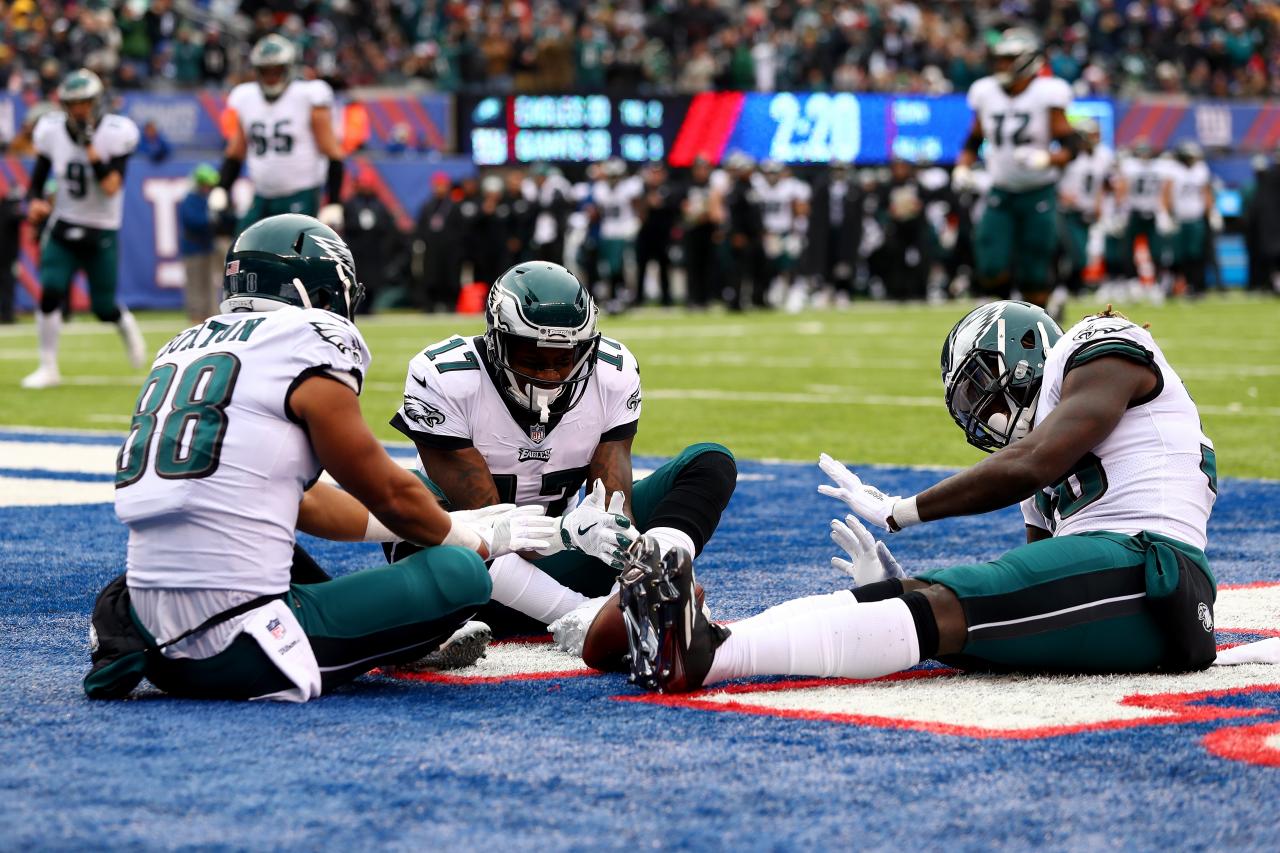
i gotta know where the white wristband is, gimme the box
[889,495,921,531]
[362,513,399,543]
[441,517,486,556]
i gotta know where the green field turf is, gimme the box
[2,294,1277,477]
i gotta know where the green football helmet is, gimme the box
[221,214,364,318]
[991,28,1043,91]
[58,68,104,141]
[941,300,1063,452]
[485,262,600,423]
[250,34,296,99]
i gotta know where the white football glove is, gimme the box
[207,186,229,214]
[951,163,977,193]
[830,513,906,587]
[1156,209,1177,236]
[449,504,557,559]
[535,479,635,570]
[318,202,345,231]
[1013,146,1052,172]
[817,452,919,532]
[1208,208,1224,233]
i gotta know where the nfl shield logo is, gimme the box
[267,618,286,640]
[529,423,545,443]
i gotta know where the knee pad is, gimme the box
[646,446,737,555]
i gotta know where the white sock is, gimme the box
[116,307,145,368]
[704,597,920,686]
[737,590,857,626]
[36,310,62,372]
[487,553,589,625]
[643,526,696,559]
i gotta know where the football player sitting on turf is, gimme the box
[90,214,556,701]
[380,261,737,667]
[618,300,1220,693]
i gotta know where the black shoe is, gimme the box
[619,536,729,693]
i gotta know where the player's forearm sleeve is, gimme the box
[27,156,51,201]
[218,157,242,191]
[326,159,345,203]
[91,155,129,183]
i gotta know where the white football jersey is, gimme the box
[226,78,334,198]
[392,334,641,515]
[33,111,139,230]
[1167,160,1211,221]
[1021,314,1215,549]
[1119,156,1167,214]
[592,177,644,240]
[967,75,1072,191]
[751,175,811,234]
[117,307,370,595]
[1059,144,1114,213]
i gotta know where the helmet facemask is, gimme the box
[487,329,599,424]
[945,349,1041,452]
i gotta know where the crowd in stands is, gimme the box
[1,0,1278,99]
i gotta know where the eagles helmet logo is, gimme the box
[403,396,446,429]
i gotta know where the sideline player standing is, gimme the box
[621,301,1219,693]
[1161,142,1218,297]
[212,35,345,234]
[22,69,144,389]
[94,214,555,701]
[1057,119,1113,307]
[953,29,1080,312]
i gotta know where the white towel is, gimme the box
[241,599,321,702]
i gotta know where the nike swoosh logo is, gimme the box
[411,373,428,388]
[577,522,598,536]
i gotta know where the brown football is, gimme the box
[581,583,705,672]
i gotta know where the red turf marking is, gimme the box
[387,667,600,685]
[1219,581,1280,590]
[616,675,1280,740]
[1202,721,1280,767]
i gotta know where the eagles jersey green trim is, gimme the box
[1064,338,1164,407]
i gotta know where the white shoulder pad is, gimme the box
[595,337,642,432]
[287,308,371,392]
[32,112,65,155]
[394,336,483,442]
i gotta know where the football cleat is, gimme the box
[619,536,728,693]
[396,621,491,672]
[20,366,61,389]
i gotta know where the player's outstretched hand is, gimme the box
[817,453,903,531]
[451,504,557,559]
[536,480,634,569]
[830,514,906,587]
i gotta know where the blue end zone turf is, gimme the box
[1,440,1277,848]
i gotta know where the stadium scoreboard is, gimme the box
[460,93,1115,168]
[460,95,682,166]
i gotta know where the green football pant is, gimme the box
[975,184,1059,290]
[141,545,491,700]
[406,442,735,635]
[916,531,1216,673]
[1062,210,1090,281]
[1174,219,1207,265]
[237,187,321,235]
[1123,213,1168,270]
[39,228,119,319]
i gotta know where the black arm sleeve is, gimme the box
[90,155,129,183]
[325,159,345,204]
[27,156,52,201]
[1058,130,1084,155]
[218,157,243,191]
[963,126,984,156]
